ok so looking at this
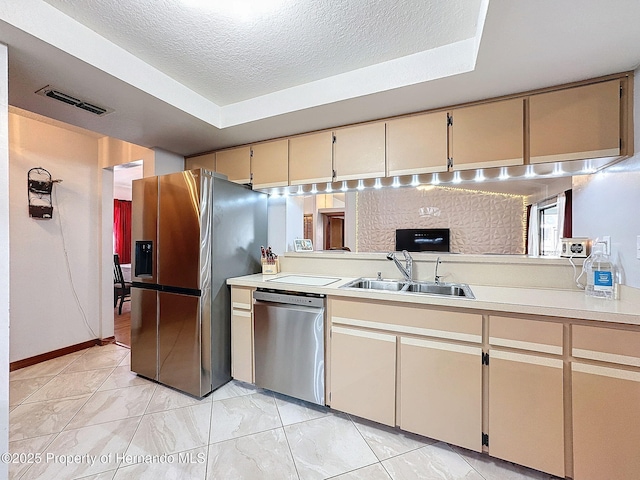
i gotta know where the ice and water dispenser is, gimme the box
[135,240,153,277]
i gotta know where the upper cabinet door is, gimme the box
[333,122,386,181]
[251,139,288,189]
[185,152,215,171]
[289,131,334,185]
[529,80,621,163]
[215,146,251,184]
[386,112,448,176]
[450,98,524,170]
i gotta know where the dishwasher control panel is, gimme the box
[254,289,325,308]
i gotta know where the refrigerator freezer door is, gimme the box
[158,170,212,291]
[131,176,158,284]
[130,287,158,380]
[158,291,210,397]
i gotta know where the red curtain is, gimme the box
[563,189,573,238]
[114,200,132,264]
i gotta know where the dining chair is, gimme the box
[113,253,131,315]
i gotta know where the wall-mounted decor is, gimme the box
[27,167,55,219]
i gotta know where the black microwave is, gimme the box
[395,228,450,252]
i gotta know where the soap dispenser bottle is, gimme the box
[585,242,616,299]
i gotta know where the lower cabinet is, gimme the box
[230,286,253,383]
[488,350,565,477]
[572,363,640,480]
[487,315,565,477]
[400,337,482,451]
[330,325,397,426]
[571,324,640,480]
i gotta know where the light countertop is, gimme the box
[228,272,640,326]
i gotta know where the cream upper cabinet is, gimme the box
[488,316,565,478]
[571,325,640,480]
[288,131,334,185]
[333,122,386,181]
[529,80,621,163]
[251,139,288,189]
[185,152,215,171]
[400,337,482,451]
[230,286,253,383]
[449,98,524,170]
[215,146,251,184]
[386,112,448,176]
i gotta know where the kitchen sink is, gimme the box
[341,278,475,299]
[404,282,475,299]
[343,278,407,291]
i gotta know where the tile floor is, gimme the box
[9,344,562,479]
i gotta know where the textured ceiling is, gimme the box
[2,0,640,157]
[40,0,481,105]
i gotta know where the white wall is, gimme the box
[267,195,304,254]
[0,42,11,479]
[152,147,184,175]
[9,112,101,362]
[573,68,640,289]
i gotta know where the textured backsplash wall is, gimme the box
[356,186,526,254]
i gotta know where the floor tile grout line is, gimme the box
[9,347,127,480]
[346,413,387,463]
[110,383,159,478]
[203,387,216,480]
[454,448,490,480]
[271,390,303,480]
[18,366,118,406]
[10,373,59,408]
[55,365,121,433]
[10,347,129,439]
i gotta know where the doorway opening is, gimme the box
[322,212,347,251]
[112,161,143,347]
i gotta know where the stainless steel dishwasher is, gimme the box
[253,289,325,406]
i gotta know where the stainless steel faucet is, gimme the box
[434,256,442,284]
[386,250,413,282]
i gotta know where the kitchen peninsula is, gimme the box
[228,251,640,480]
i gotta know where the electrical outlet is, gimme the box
[602,235,611,255]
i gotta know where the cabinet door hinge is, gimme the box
[249,172,253,182]
[332,169,337,181]
[250,148,254,157]
[482,433,489,447]
[620,85,624,98]
[482,352,490,366]
[447,157,454,170]
[332,134,337,143]
[447,113,453,126]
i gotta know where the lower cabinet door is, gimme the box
[489,350,565,477]
[330,326,396,426]
[572,363,640,480]
[231,309,253,383]
[400,337,482,451]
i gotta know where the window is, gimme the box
[539,203,559,256]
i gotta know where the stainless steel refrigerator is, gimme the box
[130,169,267,397]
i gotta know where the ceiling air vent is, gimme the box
[35,86,114,116]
